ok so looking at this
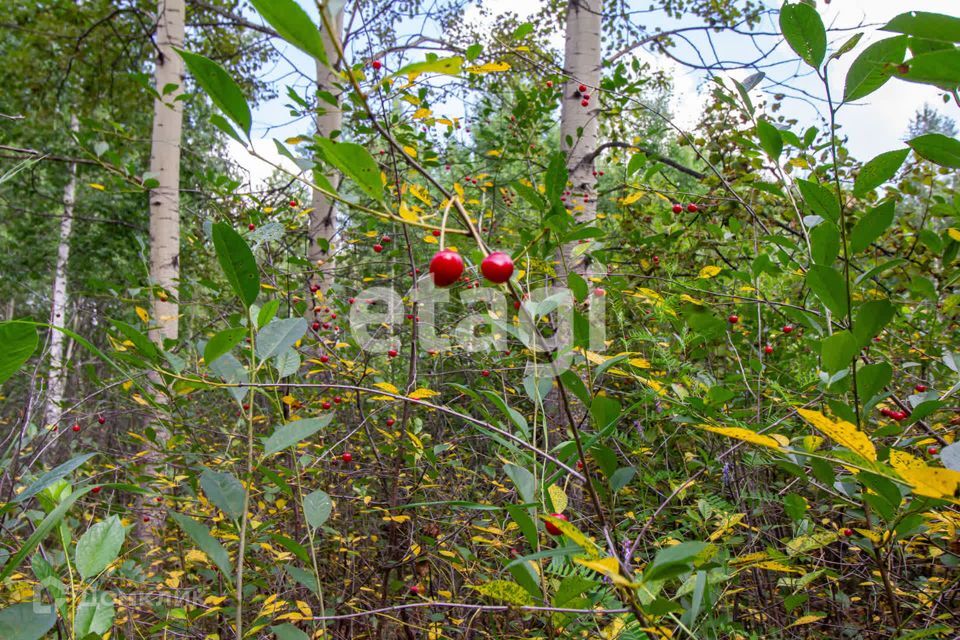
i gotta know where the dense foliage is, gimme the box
[1,2,960,639]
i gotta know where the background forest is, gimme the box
[1,0,960,638]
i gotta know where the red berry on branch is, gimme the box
[373,244,384,253]
[687,203,698,213]
[728,315,739,324]
[783,325,793,334]
[388,349,398,358]
[545,513,568,536]
[915,384,927,392]
[341,452,353,463]
[429,250,464,287]
[480,252,514,284]
[371,60,382,70]
[248,223,255,231]
[386,418,396,427]
[72,424,81,433]
[672,204,683,214]
[764,345,774,355]
[578,84,587,93]
[481,370,490,377]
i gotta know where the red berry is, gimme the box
[242,403,250,411]
[728,315,739,324]
[333,396,342,404]
[381,235,391,244]
[289,200,298,207]
[348,297,355,304]
[480,252,514,284]
[514,300,521,310]
[312,321,320,331]
[842,528,854,537]
[409,584,421,595]
[72,424,81,433]
[783,325,793,334]
[652,255,660,265]
[578,84,587,93]
[687,203,698,213]
[322,401,331,410]
[894,411,908,421]
[373,244,383,253]
[388,349,398,358]
[928,447,938,455]
[672,204,683,214]
[386,418,396,427]
[764,345,774,355]
[429,250,465,287]
[143,516,151,523]
[546,80,553,88]
[320,355,329,363]
[92,486,102,494]
[341,452,352,463]
[432,229,441,237]
[576,460,584,470]
[248,223,256,231]
[481,369,490,377]
[371,60,382,70]
[545,513,568,536]
[915,384,927,392]
[593,288,605,297]
[580,99,589,107]
[97,415,105,424]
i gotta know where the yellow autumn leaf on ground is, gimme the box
[548,484,567,513]
[796,408,877,462]
[788,613,827,628]
[628,357,650,368]
[383,514,411,523]
[465,61,511,73]
[698,265,722,279]
[890,450,960,501]
[698,425,783,450]
[373,381,399,395]
[409,388,439,399]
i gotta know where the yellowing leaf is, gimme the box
[621,190,643,206]
[788,614,827,628]
[469,580,532,605]
[373,382,399,395]
[948,228,960,242]
[409,388,439,400]
[423,235,438,244]
[88,183,105,191]
[698,425,783,450]
[403,145,418,158]
[698,265,722,279]
[383,514,411,523]
[628,357,650,369]
[409,183,433,206]
[398,202,419,223]
[796,408,876,462]
[752,561,804,574]
[135,306,150,323]
[412,107,432,119]
[548,484,568,514]
[465,61,511,73]
[891,450,960,501]
[575,556,634,587]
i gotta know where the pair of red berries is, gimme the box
[672,203,699,213]
[428,251,514,287]
[880,407,909,421]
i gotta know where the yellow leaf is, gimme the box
[373,382,399,395]
[548,484,567,514]
[698,425,783,450]
[412,107,432,119]
[891,450,960,501]
[796,408,876,462]
[469,580,532,605]
[628,357,650,369]
[383,514,411,523]
[453,182,465,200]
[409,388,439,400]
[135,306,150,323]
[540,515,600,558]
[465,61,511,73]
[409,184,433,206]
[752,561,804,574]
[602,615,629,640]
[88,183,105,191]
[948,228,960,242]
[423,235,438,244]
[698,265,722,279]
[621,190,643,206]
[403,145,417,158]
[399,202,419,223]
[788,614,827,628]
[486,149,501,156]
[574,556,634,587]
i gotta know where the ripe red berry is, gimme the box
[386,418,396,427]
[928,447,938,455]
[320,355,329,363]
[672,204,683,214]
[514,300,521,310]
[371,60,382,70]
[333,396,342,404]
[373,244,384,253]
[388,349,398,358]
[432,229,441,237]
[341,452,352,463]
[580,99,589,107]
[429,250,465,287]
[728,315,739,324]
[576,460,584,470]
[687,203,698,213]
[97,415,105,424]
[248,223,256,231]
[545,513,568,536]
[143,516,151,523]
[894,411,908,421]
[651,255,660,265]
[92,486,102,494]
[915,384,927,392]
[764,345,774,355]
[481,369,490,377]
[348,297,355,304]
[409,584,421,595]
[578,84,587,93]
[322,401,331,410]
[783,325,793,334]
[72,424,81,433]
[242,403,250,411]
[312,321,320,331]
[381,235,391,244]
[289,200,298,207]
[480,252,514,284]
[593,287,605,297]
[546,80,553,88]
[842,528,854,537]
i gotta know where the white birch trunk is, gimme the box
[43,114,79,428]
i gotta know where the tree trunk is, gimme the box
[44,114,79,429]
[558,0,602,279]
[139,0,185,540]
[308,8,344,300]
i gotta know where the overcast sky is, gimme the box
[227,0,959,186]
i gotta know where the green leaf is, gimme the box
[779,2,826,69]
[110,319,158,359]
[303,489,332,528]
[257,299,281,328]
[506,504,538,548]
[908,133,960,169]
[853,149,909,196]
[200,469,246,520]
[806,265,848,317]
[882,11,960,43]
[76,515,125,580]
[14,453,95,504]
[503,463,536,504]
[271,624,310,640]
[470,580,533,606]
[212,222,260,308]
[857,361,892,401]
[610,466,636,492]
[850,200,896,253]
[0,322,38,385]
[256,317,307,360]
[170,512,233,579]
[591,396,621,430]
[208,351,249,403]
[853,299,895,347]
[0,603,58,640]
[645,541,709,582]
[545,152,568,203]
[315,138,384,203]
[203,327,247,365]
[74,592,115,638]
[893,49,960,88]
[249,0,328,65]
[821,330,858,374]
[830,32,864,61]
[844,36,908,102]
[395,55,462,76]
[756,118,783,160]
[810,221,840,265]
[176,49,251,137]
[796,178,839,222]
[513,22,534,39]
[263,415,333,456]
